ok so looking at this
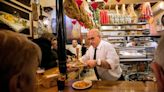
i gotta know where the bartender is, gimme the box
[81,28,122,81]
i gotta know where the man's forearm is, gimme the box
[98,60,111,69]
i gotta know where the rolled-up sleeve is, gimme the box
[105,45,120,70]
[81,47,91,63]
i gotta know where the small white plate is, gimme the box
[72,80,92,90]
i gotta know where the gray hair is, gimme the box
[88,28,102,37]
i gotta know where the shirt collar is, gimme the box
[96,40,103,50]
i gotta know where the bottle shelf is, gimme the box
[108,41,127,43]
[102,35,160,37]
[101,22,148,26]
[101,29,149,31]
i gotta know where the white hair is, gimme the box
[88,28,102,37]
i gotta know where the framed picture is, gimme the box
[0,1,32,37]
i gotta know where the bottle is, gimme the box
[57,73,66,92]
[81,39,87,56]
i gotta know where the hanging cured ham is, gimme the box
[64,0,94,29]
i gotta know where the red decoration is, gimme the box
[83,25,87,28]
[88,13,92,17]
[78,21,84,27]
[116,0,121,2]
[104,0,108,3]
[76,0,83,7]
[91,2,98,10]
[72,20,77,25]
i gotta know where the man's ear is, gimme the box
[9,74,21,92]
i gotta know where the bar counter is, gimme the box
[38,80,157,92]
[42,66,83,80]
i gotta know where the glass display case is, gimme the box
[117,46,155,81]
[116,46,155,62]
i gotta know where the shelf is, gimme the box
[102,35,125,38]
[101,29,149,31]
[0,11,30,32]
[108,41,126,43]
[120,58,153,62]
[116,46,154,50]
[120,55,146,59]
[3,0,32,12]
[101,22,148,26]
[102,35,160,37]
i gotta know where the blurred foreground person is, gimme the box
[0,30,41,92]
[151,14,164,92]
[151,36,164,92]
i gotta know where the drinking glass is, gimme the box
[57,74,66,92]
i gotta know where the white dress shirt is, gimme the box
[82,40,122,80]
[126,42,133,47]
[67,44,82,57]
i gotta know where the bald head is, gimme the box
[87,28,101,38]
[87,28,101,48]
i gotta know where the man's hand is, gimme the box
[67,64,79,72]
[86,60,97,68]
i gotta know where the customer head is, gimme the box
[87,28,101,48]
[0,30,41,92]
[72,39,78,48]
[131,40,137,46]
[41,33,57,48]
[51,38,58,50]
[151,36,164,92]
[41,33,55,42]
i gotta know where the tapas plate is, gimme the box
[68,62,87,68]
[72,80,92,90]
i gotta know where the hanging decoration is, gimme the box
[91,1,99,10]
[75,0,83,7]
[72,21,81,39]
[78,21,84,27]
[89,0,101,28]
[139,2,153,22]
[116,0,121,2]
[100,10,109,24]
[88,13,92,17]
[64,0,94,29]
[104,0,108,3]
[72,20,77,25]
